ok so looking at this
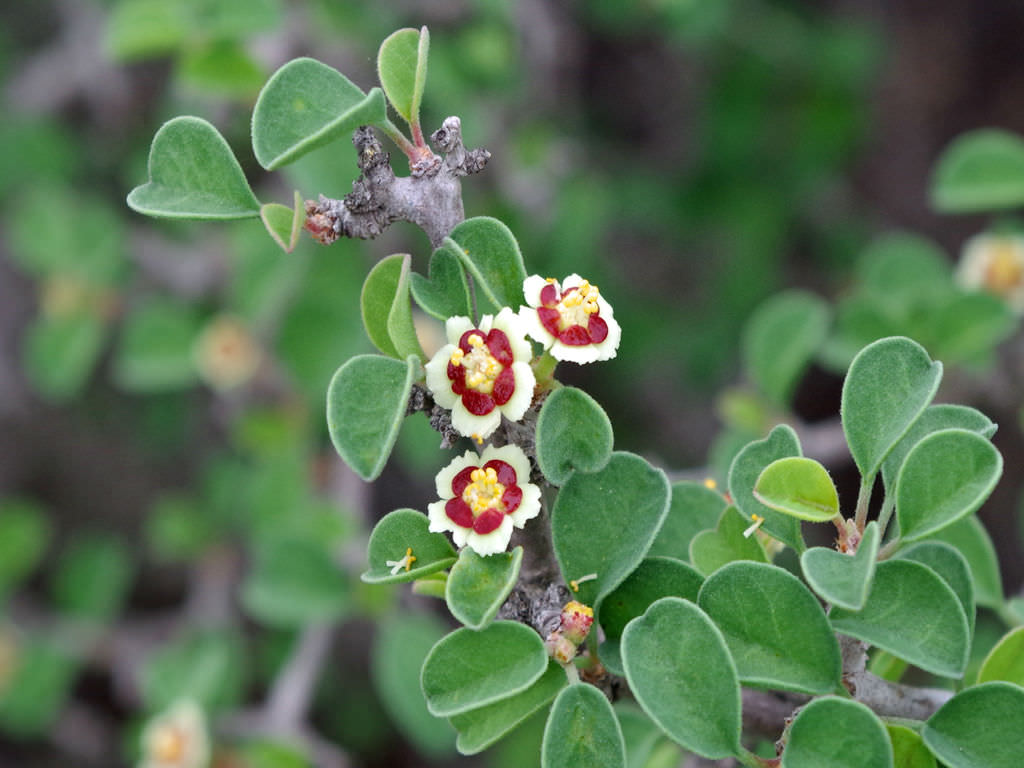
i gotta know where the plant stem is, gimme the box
[876,493,895,537]
[853,474,874,531]
[380,118,419,161]
[737,746,778,768]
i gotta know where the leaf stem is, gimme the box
[853,474,874,531]
[876,493,896,537]
[379,118,420,162]
[737,746,778,768]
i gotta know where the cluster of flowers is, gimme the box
[423,275,621,556]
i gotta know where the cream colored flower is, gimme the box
[956,233,1024,313]
[139,700,209,768]
[519,274,621,363]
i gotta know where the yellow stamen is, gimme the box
[449,332,504,395]
[703,477,717,490]
[462,467,507,515]
[569,573,598,592]
[386,547,417,575]
[742,514,765,539]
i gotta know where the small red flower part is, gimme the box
[424,308,536,440]
[427,444,542,556]
[519,274,621,363]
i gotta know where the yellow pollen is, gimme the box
[449,333,504,395]
[471,433,484,445]
[985,242,1024,295]
[556,281,601,330]
[703,477,717,490]
[569,573,598,592]
[463,467,507,515]
[563,600,594,618]
[150,724,186,763]
[386,547,417,575]
[742,514,765,539]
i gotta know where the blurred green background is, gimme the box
[2,0,1024,766]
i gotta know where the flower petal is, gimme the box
[425,345,458,408]
[434,450,478,498]
[465,515,514,556]
[508,482,542,528]
[522,275,550,307]
[518,305,554,348]
[500,361,536,422]
[451,400,501,439]
[428,499,457,534]
[492,306,533,362]
[481,444,532,483]
[445,315,475,345]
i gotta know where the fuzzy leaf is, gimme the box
[927,516,1002,608]
[800,521,880,611]
[977,627,1024,686]
[141,629,246,712]
[448,218,528,313]
[542,683,625,768]
[0,499,51,600]
[24,312,105,402]
[781,697,893,768]
[251,58,387,170]
[326,354,417,481]
[931,128,1024,213]
[241,537,349,626]
[377,28,428,125]
[0,638,76,737]
[260,190,304,253]
[51,534,133,621]
[421,622,548,717]
[842,336,942,479]
[689,506,768,577]
[830,559,970,678]
[727,425,804,552]
[551,452,670,606]
[897,541,975,636]
[410,242,472,320]
[535,386,614,486]
[446,547,522,630]
[113,299,201,392]
[753,456,839,522]
[621,597,741,759]
[647,481,727,561]
[896,428,1002,542]
[127,116,260,219]
[360,254,424,361]
[922,682,1024,768]
[362,508,456,584]
[887,724,937,768]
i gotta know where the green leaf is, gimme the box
[0,499,51,601]
[177,40,266,99]
[51,534,133,621]
[621,597,741,759]
[251,58,388,170]
[105,0,188,60]
[448,218,529,313]
[922,682,1024,768]
[698,561,841,694]
[241,537,349,627]
[188,0,281,38]
[856,233,953,302]
[742,290,830,405]
[260,190,304,253]
[446,547,523,630]
[926,516,1002,608]
[372,613,456,757]
[141,629,246,712]
[551,452,670,606]
[896,429,1002,542]
[23,311,105,402]
[727,425,804,552]
[410,243,473,320]
[377,27,429,126]
[647,481,727,561]
[362,508,457,584]
[113,299,201,392]
[0,638,77,737]
[615,703,665,768]
[753,456,839,522]
[881,404,996,492]
[841,336,943,479]
[800,520,880,611]
[781,697,892,768]
[451,660,566,755]
[360,254,424,360]
[931,129,1024,213]
[542,683,626,768]
[897,541,975,636]
[326,354,417,481]
[932,292,1016,364]
[830,559,970,678]
[597,557,704,675]
[127,116,260,219]
[887,724,937,768]
[977,627,1024,686]
[421,621,548,717]
[536,386,614,486]
[145,494,215,562]
[689,506,768,577]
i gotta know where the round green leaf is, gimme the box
[800,520,880,611]
[51,534,133,621]
[615,703,664,768]
[362,508,456,584]
[689,506,768,578]
[536,386,614,486]
[448,218,528,313]
[451,659,566,755]
[742,290,830,406]
[541,683,625,768]
[896,428,1002,542]
[923,682,1024,768]
[326,354,417,481]
[372,613,456,757]
[24,311,105,402]
[409,242,472,320]
[829,559,970,678]
[260,190,304,253]
[0,499,51,601]
[551,452,670,606]
[597,557,704,675]
[977,627,1024,686]
[897,541,975,636]
[251,58,388,170]
[177,40,266,99]
[421,621,548,717]
[727,425,804,552]
[698,561,840,694]
[926,516,1002,608]
[856,233,953,302]
[753,456,839,522]
[360,254,424,361]
[781,697,892,768]
[105,0,189,61]
[446,547,523,630]
[931,128,1024,213]
[881,404,996,492]
[621,597,741,759]
[887,724,937,768]
[0,638,77,737]
[841,336,942,479]
[113,299,201,392]
[141,629,246,712]
[127,116,260,219]
[377,27,429,126]
[647,481,727,561]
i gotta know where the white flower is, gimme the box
[139,700,209,768]
[956,233,1024,313]
[427,444,542,556]
[518,274,621,363]
[424,308,536,440]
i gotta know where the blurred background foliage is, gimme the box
[2,0,1024,766]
